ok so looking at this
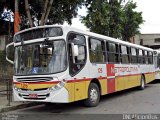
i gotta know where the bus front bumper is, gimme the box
[13,87,69,103]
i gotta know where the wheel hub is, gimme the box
[90,88,98,103]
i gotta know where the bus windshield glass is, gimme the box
[14,40,67,75]
[14,27,63,42]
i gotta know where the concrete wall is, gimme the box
[135,34,160,47]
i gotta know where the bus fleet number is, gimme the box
[98,68,103,73]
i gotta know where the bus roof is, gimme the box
[63,26,153,51]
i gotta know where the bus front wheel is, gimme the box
[84,83,100,107]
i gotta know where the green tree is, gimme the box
[82,0,109,35]
[19,0,84,29]
[0,0,84,31]
[108,0,123,38]
[82,0,123,38]
[121,1,144,41]
[82,0,144,41]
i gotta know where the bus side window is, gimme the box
[127,47,131,63]
[89,38,105,63]
[158,54,160,67]
[148,51,153,64]
[144,51,148,64]
[138,49,143,64]
[120,45,129,64]
[107,42,119,63]
[131,47,137,64]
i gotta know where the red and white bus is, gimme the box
[6,25,155,107]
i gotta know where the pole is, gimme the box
[6,20,11,106]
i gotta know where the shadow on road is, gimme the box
[16,101,86,114]
[149,79,160,84]
[13,83,156,114]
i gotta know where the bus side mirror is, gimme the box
[6,42,14,64]
[71,43,79,57]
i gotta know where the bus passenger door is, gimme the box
[67,33,88,101]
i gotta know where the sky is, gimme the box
[134,0,160,33]
[66,0,160,34]
[63,6,87,30]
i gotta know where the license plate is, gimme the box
[29,94,38,98]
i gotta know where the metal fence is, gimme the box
[0,61,13,106]
[0,60,13,80]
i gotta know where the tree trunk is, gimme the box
[14,0,21,33]
[25,0,33,27]
[44,0,54,25]
[40,0,49,26]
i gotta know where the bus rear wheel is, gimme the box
[84,83,100,107]
[139,75,145,90]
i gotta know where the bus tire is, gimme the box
[139,75,145,90]
[84,83,100,107]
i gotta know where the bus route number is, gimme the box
[20,83,28,89]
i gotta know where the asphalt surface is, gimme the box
[1,80,160,120]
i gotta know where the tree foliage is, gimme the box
[121,1,144,41]
[0,0,84,32]
[82,0,123,38]
[82,0,144,41]
[19,0,84,29]
[108,0,123,38]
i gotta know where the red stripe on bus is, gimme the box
[145,72,155,74]
[107,78,115,93]
[67,77,107,83]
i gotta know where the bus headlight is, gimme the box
[49,79,66,91]
[13,85,21,92]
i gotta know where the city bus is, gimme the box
[154,50,160,79]
[6,25,155,107]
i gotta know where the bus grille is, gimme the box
[19,93,50,100]
[20,88,48,91]
[16,77,53,82]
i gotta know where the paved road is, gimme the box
[1,80,160,120]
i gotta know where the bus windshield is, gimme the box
[14,40,67,75]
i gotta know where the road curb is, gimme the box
[0,102,42,113]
